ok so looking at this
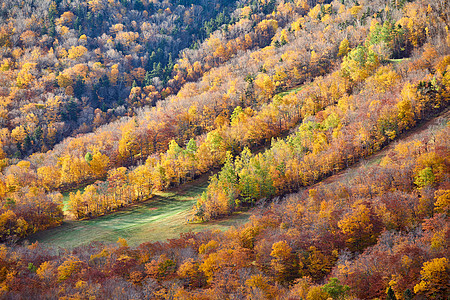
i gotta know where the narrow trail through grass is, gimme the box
[309,108,450,189]
[27,175,251,248]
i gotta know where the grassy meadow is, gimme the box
[27,177,251,248]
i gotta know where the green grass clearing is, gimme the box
[277,85,305,98]
[388,58,409,64]
[26,177,251,248]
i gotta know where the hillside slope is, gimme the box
[0,0,449,298]
[1,100,448,300]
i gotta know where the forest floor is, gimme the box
[26,174,251,248]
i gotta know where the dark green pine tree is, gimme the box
[386,286,397,300]
[403,289,413,300]
[144,71,153,87]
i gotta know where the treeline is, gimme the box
[1,118,448,299]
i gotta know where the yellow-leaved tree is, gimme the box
[414,257,449,298]
[341,46,379,83]
[338,201,382,252]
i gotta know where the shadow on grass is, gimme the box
[26,176,250,248]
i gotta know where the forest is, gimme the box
[0,0,449,298]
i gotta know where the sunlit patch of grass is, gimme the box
[28,178,250,248]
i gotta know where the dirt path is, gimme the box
[316,108,450,187]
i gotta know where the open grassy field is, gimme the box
[276,84,305,98]
[26,176,251,248]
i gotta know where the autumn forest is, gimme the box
[0,0,449,298]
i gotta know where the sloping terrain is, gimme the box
[27,175,250,248]
[315,108,450,187]
[0,0,449,298]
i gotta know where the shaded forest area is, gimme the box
[0,0,275,157]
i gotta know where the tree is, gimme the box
[306,286,329,300]
[414,167,435,189]
[434,189,450,215]
[36,261,57,282]
[177,258,205,288]
[0,210,29,242]
[68,45,88,60]
[16,63,36,88]
[322,278,349,300]
[270,240,298,283]
[254,73,275,100]
[37,165,61,191]
[129,164,153,201]
[245,274,278,299]
[338,202,383,252]
[118,119,140,165]
[386,286,397,300]
[414,257,450,298]
[396,84,416,131]
[57,256,83,282]
[85,152,93,164]
[338,38,350,57]
[89,151,110,178]
[403,289,414,300]
[341,46,379,82]
[68,190,85,219]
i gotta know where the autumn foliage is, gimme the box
[0,0,449,298]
